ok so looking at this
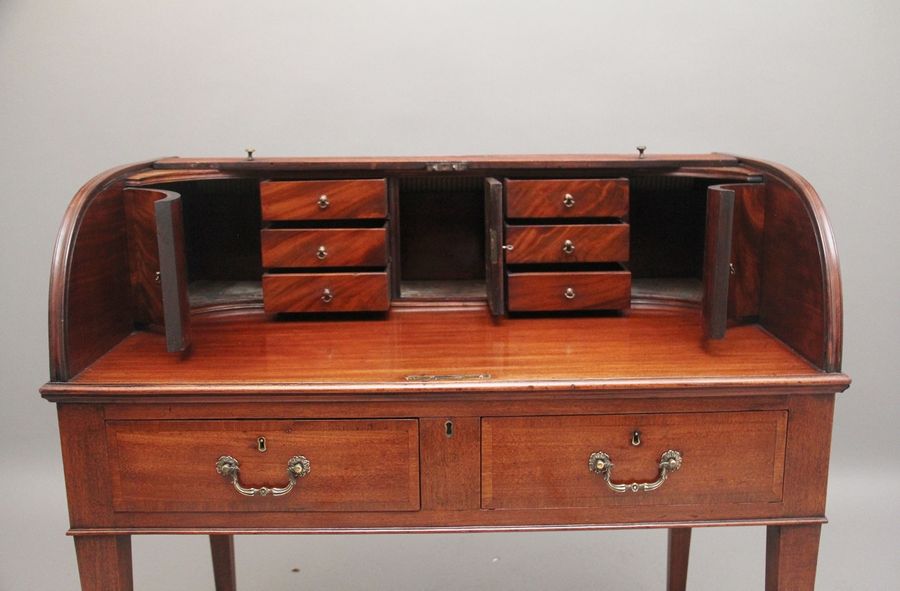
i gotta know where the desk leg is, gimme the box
[210,534,237,591]
[765,525,821,591]
[74,535,133,591]
[667,528,692,591]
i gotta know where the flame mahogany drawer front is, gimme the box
[106,419,420,513]
[506,269,632,311]
[261,227,388,268]
[260,179,387,220]
[504,224,630,264]
[262,272,390,313]
[482,411,788,509]
[505,179,629,219]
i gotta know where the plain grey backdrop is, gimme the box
[1,1,898,589]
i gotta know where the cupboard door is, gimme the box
[155,192,191,352]
[485,178,505,316]
[702,185,736,339]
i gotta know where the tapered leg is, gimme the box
[74,535,133,591]
[765,525,821,591]
[210,534,237,591]
[667,528,692,591]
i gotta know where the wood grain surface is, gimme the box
[260,179,386,220]
[262,272,389,313]
[507,270,631,311]
[506,179,628,219]
[261,227,387,268]
[505,224,629,264]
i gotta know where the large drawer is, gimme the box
[107,419,419,513]
[260,179,387,220]
[262,272,390,313]
[506,269,631,311]
[506,179,628,219]
[505,224,630,264]
[261,227,388,268]
[482,411,787,509]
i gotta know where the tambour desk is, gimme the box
[42,153,850,590]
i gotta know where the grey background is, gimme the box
[1,1,898,589]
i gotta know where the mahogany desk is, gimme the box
[42,153,849,589]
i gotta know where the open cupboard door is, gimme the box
[123,188,191,352]
[485,178,506,316]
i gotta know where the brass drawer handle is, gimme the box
[216,455,310,497]
[317,194,330,209]
[321,288,334,303]
[562,193,576,208]
[589,449,682,493]
[562,239,575,255]
[316,245,328,260]
[564,287,576,300]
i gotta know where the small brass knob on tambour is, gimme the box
[564,287,576,300]
[321,288,334,303]
[317,194,330,209]
[637,145,646,159]
[563,193,576,208]
[245,147,255,160]
[562,239,575,255]
[316,245,328,260]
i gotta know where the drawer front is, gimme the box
[263,272,389,313]
[506,179,628,219]
[107,419,419,513]
[260,179,387,220]
[507,270,631,311]
[261,227,388,268]
[505,224,630,264]
[482,411,787,509]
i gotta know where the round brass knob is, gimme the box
[563,193,576,208]
[562,239,575,255]
[321,288,334,303]
[564,287,576,300]
[316,245,328,260]
[317,195,330,209]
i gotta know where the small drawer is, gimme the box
[506,179,628,219]
[107,419,420,513]
[260,179,387,220]
[506,268,631,311]
[261,227,388,268]
[482,411,788,509]
[505,224,630,264]
[262,272,389,313]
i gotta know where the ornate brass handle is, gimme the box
[317,194,330,209]
[562,239,575,255]
[216,455,310,497]
[316,245,328,260]
[563,193,576,208]
[589,449,682,493]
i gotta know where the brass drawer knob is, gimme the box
[562,193,576,208]
[564,287,576,300]
[321,288,334,303]
[317,194,330,209]
[588,449,682,493]
[562,239,575,255]
[216,455,310,497]
[316,245,328,260]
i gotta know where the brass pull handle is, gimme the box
[316,245,328,260]
[317,194,330,209]
[562,193,576,208]
[321,288,334,303]
[216,455,310,497]
[562,239,575,255]
[589,449,682,493]
[564,287,576,300]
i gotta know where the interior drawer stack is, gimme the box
[259,179,390,313]
[504,179,631,312]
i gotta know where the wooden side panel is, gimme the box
[420,418,481,511]
[703,186,735,339]
[261,227,388,268]
[485,178,505,315]
[505,224,630,264]
[155,193,191,352]
[107,419,420,513]
[728,183,766,319]
[759,178,827,367]
[58,405,115,528]
[123,189,163,328]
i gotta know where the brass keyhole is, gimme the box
[631,431,641,446]
[444,420,454,438]
[257,437,267,453]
